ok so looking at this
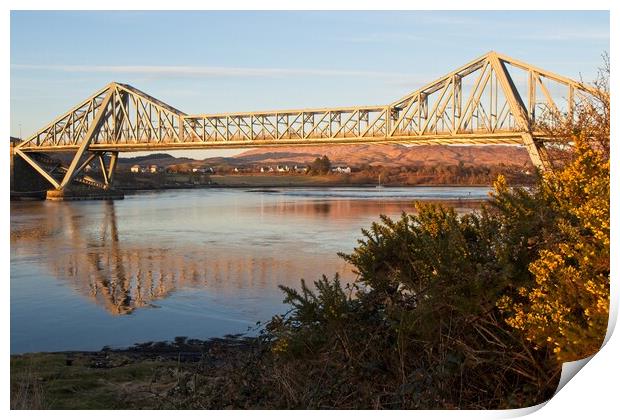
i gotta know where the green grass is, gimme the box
[11,353,179,409]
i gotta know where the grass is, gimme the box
[10,337,263,410]
[11,352,181,409]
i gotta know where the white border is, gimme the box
[3,1,617,419]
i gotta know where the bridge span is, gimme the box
[13,51,598,195]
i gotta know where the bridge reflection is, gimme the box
[11,200,355,315]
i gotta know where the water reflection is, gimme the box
[11,187,489,352]
[254,197,483,221]
[12,201,355,315]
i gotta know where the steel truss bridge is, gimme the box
[13,51,598,192]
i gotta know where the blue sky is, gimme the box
[10,10,609,158]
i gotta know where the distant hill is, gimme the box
[118,153,192,166]
[116,144,533,170]
[232,144,533,168]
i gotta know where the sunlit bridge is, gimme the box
[12,51,599,195]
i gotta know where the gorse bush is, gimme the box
[267,202,562,408]
[497,55,610,363]
[265,60,609,408]
[498,132,610,364]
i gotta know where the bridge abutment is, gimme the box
[45,187,124,201]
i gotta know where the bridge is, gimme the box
[13,51,598,194]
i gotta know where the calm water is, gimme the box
[10,186,490,354]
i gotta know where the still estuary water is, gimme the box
[11,187,490,354]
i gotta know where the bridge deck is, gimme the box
[18,132,525,153]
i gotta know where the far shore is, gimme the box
[117,173,497,191]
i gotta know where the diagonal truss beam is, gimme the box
[488,52,549,170]
[60,88,115,189]
[14,148,61,189]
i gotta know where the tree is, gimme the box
[308,155,331,175]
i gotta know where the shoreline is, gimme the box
[118,181,502,194]
[11,182,499,201]
[11,336,260,409]
[120,182,495,191]
[12,177,532,201]
[11,335,249,358]
[12,183,499,201]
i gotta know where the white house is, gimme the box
[130,165,142,173]
[332,166,352,174]
[276,165,289,172]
